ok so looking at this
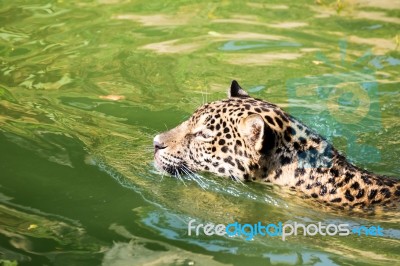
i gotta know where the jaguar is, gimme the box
[153,80,400,209]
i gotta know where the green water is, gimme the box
[1,0,399,265]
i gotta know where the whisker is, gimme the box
[175,168,187,186]
[206,85,208,103]
[180,167,199,186]
[229,171,246,186]
[179,170,187,186]
[181,165,208,189]
[160,170,166,182]
[181,166,198,184]
[180,167,192,179]
[184,168,206,188]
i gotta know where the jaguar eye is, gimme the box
[194,130,213,140]
[195,131,210,138]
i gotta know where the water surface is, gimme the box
[0,1,399,265]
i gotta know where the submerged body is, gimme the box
[154,81,400,210]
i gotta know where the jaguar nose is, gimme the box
[154,141,166,152]
[153,135,167,152]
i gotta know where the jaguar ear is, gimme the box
[239,114,264,151]
[229,80,249,98]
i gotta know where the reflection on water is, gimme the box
[0,0,399,265]
[0,201,104,264]
[104,225,230,266]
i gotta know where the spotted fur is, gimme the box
[154,81,400,210]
